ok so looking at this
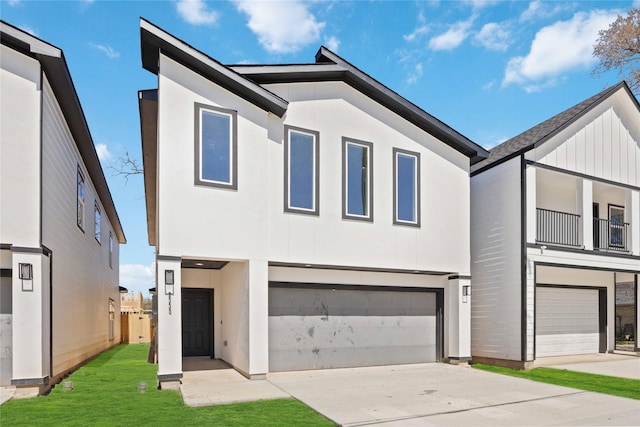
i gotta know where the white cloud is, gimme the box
[519,0,573,22]
[503,10,619,88]
[404,25,430,42]
[428,17,474,51]
[95,143,112,161]
[473,22,511,51]
[462,0,498,10]
[90,43,120,59]
[8,0,21,6]
[406,63,424,85]
[634,0,640,7]
[176,0,219,26]
[233,0,325,54]
[324,36,340,52]
[120,263,156,295]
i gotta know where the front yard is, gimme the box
[0,345,334,426]
[472,363,640,400]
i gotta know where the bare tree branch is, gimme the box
[109,151,143,184]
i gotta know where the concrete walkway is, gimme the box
[535,353,640,380]
[268,363,640,426]
[180,359,289,407]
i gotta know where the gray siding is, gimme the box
[41,76,120,376]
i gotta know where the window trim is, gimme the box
[77,167,85,232]
[284,125,320,215]
[608,203,625,248]
[94,203,102,244]
[393,148,421,227]
[342,137,373,222]
[109,232,113,269]
[194,103,238,190]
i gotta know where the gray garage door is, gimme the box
[536,287,601,357]
[268,284,439,372]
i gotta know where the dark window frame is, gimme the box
[77,167,85,232]
[342,137,373,222]
[94,202,102,244]
[194,103,238,190]
[393,148,421,227]
[284,125,320,215]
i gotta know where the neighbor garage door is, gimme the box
[268,284,440,372]
[536,287,601,357]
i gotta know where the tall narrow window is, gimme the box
[393,148,420,227]
[77,168,85,231]
[195,103,237,189]
[94,203,101,243]
[108,298,115,341]
[109,232,113,268]
[342,138,373,221]
[609,205,625,248]
[284,126,319,215]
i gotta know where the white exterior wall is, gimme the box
[0,45,41,247]
[471,157,523,361]
[154,53,473,375]
[40,76,121,376]
[156,55,270,261]
[531,92,639,187]
[265,82,471,274]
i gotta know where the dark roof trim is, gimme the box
[140,18,288,118]
[119,286,128,293]
[472,81,639,175]
[1,21,126,244]
[138,89,158,246]
[232,46,489,164]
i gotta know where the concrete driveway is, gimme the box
[535,353,640,380]
[268,363,640,426]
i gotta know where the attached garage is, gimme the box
[535,286,606,358]
[268,283,443,372]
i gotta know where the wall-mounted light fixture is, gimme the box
[19,263,33,291]
[462,285,471,303]
[164,270,174,295]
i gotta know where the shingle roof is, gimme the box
[471,81,633,175]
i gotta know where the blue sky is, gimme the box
[2,0,638,295]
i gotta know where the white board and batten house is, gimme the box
[0,21,126,394]
[138,19,489,386]
[471,82,640,368]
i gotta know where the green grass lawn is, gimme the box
[473,363,640,400]
[1,345,335,426]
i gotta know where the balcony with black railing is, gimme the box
[536,208,581,247]
[594,218,630,252]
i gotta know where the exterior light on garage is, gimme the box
[462,285,471,303]
[164,270,174,295]
[19,263,33,291]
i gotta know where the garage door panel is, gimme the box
[536,287,600,358]
[269,287,437,371]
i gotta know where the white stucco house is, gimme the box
[0,21,126,393]
[471,82,640,368]
[138,19,488,386]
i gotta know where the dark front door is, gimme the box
[182,289,213,357]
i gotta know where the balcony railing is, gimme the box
[594,218,629,252]
[536,208,581,247]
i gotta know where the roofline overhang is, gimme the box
[140,18,288,118]
[1,20,126,244]
[232,47,489,164]
[138,89,157,247]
